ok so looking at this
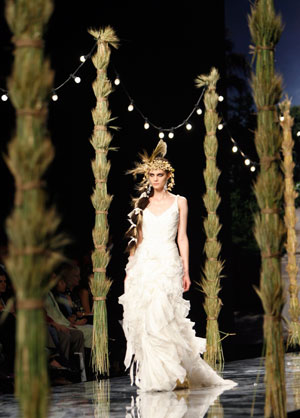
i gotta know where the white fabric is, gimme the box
[119,195,237,392]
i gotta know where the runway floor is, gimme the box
[1,352,300,417]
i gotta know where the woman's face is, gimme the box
[70,267,81,287]
[148,169,170,191]
[56,279,66,293]
[0,275,7,294]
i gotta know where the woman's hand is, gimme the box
[182,273,191,292]
[75,318,87,325]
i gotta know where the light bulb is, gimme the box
[245,158,250,166]
[232,145,238,153]
[1,94,8,102]
[144,121,150,130]
[168,132,174,139]
[218,95,224,102]
[80,55,86,62]
[250,166,256,172]
[217,123,223,130]
[52,94,58,102]
[159,132,165,139]
[74,76,81,84]
[186,123,192,131]
[196,108,202,115]
[114,77,120,86]
[279,115,284,121]
[297,131,300,137]
[128,103,134,112]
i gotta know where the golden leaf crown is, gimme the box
[127,140,175,192]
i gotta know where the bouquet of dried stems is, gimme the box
[279,97,300,349]
[195,68,224,371]
[88,27,119,376]
[248,0,286,416]
[4,0,67,417]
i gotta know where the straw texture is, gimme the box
[88,27,119,376]
[4,1,67,417]
[248,1,286,416]
[279,97,300,348]
[195,68,224,371]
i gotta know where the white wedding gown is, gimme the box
[119,195,236,392]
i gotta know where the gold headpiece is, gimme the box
[127,140,175,192]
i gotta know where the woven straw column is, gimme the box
[4,1,66,417]
[279,97,300,348]
[248,1,286,416]
[88,27,119,376]
[195,68,224,371]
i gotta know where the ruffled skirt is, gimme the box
[119,242,236,392]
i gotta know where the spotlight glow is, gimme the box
[114,78,120,86]
[186,123,192,131]
[297,131,300,137]
[232,145,238,153]
[128,103,134,112]
[80,55,86,62]
[168,132,174,139]
[245,159,251,166]
[279,115,284,121]
[217,123,223,130]
[52,94,58,102]
[196,108,203,115]
[250,166,256,172]
[144,121,150,130]
[74,76,81,84]
[218,95,224,102]
[1,94,8,102]
[159,132,165,139]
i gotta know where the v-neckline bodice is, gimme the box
[145,195,177,218]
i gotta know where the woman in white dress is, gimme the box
[119,140,236,392]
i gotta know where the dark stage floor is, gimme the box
[1,353,300,417]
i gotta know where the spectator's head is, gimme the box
[61,264,81,289]
[55,278,67,294]
[0,265,8,295]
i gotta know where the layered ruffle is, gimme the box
[119,243,236,392]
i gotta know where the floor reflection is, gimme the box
[2,353,300,417]
[125,384,235,418]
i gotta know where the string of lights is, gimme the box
[0,39,270,174]
[113,72,207,140]
[218,111,258,172]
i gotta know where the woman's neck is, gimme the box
[152,189,168,201]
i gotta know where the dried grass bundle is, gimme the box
[88,26,119,376]
[279,97,300,348]
[248,1,286,416]
[4,1,66,417]
[195,68,224,370]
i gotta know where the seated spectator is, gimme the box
[53,278,88,326]
[45,274,93,350]
[60,263,94,323]
[78,274,93,315]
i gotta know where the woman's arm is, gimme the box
[79,288,92,314]
[177,196,191,292]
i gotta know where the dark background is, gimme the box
[0,1,265,361]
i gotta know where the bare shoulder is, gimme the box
[177,195,188,210]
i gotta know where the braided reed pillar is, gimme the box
[279,97,300,348]
[195,68,224,371]
[4,1,65,417]
[88,27,119,376]
[249,1,286,416]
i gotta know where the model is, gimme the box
[119,140,236,392]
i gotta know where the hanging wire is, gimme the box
[52,39,98,93]
[0,35,258,173]
[116,73,206,132]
